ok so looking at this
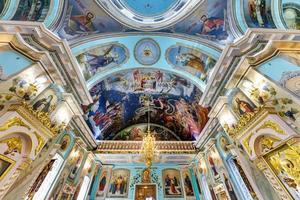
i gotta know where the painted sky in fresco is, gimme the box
[122,0,179,16]
[56,0,234,45]
[82,69,209,141]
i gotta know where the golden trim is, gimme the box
[242,133,253,155]
[7,102,62,137]
[256,120,285,135]
[0,117,31,132]
[33,132,45,155]
[0,154,16,181]
[0,137,22,155]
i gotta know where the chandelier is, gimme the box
[140,96,158,168]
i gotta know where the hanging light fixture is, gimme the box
[140,95,158,168]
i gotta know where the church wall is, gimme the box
[90,164,200,200]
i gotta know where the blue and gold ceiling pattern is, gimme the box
[1,0,299,141]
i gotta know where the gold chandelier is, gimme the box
[140,96,158,168]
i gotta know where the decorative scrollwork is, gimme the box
[0,137,22,155]
[19,102,65,135]
[256,120,286,135]
[33,132,45,155]
[0,117,31,131]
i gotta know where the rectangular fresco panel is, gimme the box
[182,168,194,197]
[96,168,111,198]
[107,169,130,198]
[162,169,183,198]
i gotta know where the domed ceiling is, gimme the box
[82,68,209,141]
[120,0,179,16]
[4,0,297,142]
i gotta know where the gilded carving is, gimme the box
[0,137,22,155]
[226,109,258,139]
[10,102,66,135]
[260,136,280,153]
[33,132,45,155]
[256,120,286,135]
[0,117,31,132]
[265,143,300,199]
[242,133,253,155]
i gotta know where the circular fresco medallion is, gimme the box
[134,38,160,65]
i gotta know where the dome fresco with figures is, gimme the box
[1,0,300,200]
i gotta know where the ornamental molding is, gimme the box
[96,141,196,154]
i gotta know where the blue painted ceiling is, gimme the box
[121,0,179,16]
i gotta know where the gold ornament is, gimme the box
[0,117,31,131]
[242,133,253,155]
[256,120,286,135]
[260,136,280,152]
[33,132,45,155]
[18,102,63,134]
[0,137,22,155]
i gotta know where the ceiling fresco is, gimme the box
[243,0,275,28]
[134,38,161,66]
[113,123,180,141]
[56,0,233,45]
[121,0,179,17]
[283,3,300,30]
[57,0,124,40]
[12,0,51,22]
[76,42,129,81]
[82,69,209,141]
[166,44,217,83]
[172,0,233,44]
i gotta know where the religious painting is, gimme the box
[12,0,51,22]
[97,168,111,197]
[265,143,300,199]
[58,0,123,40]
[134,38,161,65]
[31,84,62,114]
[107,169,130,198]
[243,0,275,28]
[68,148,84,181]
[227,89,256,118]
[283,3,300,30]
[207,147,222,179]
[59,134,71,153]
[0,154,15,181]
[219,136,230,154]
[83,69,209,141]
[27,158,57,199]
[174,0,232,43]
[182,169,194,197]
[162,169,183,198]
[76,43,129,81]
[166,45,216,82]
[114,124,180,141]
[73,178,83,200]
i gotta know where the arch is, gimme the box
[253,134,281,156]
[0,131,34,157]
